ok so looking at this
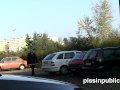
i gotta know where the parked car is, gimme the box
[0,74,80,90]
[83,46,120,77]
[69,51,87,74]
[42,51,81,75]
[0,57,28,70]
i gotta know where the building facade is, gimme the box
[0,37,27,52]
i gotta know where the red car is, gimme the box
[0,57,28,70]
[69,51,87,74]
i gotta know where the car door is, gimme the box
[102,49,116,67]
[84,50,97,70]
[62,52,75,66]
[56,53,64,69]
[10,57,19,69]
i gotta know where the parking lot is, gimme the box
[1,68,120,90]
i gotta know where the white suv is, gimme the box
[41,51,81,74]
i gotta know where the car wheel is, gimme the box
[19,65,25,70]
[60,66,68,75]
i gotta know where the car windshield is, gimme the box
[1,58,5,62]
[73,52,87,60]
[43,53,56,60]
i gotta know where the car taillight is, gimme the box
[51,61,55,66]
[70,60,83,64]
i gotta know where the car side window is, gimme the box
[64,52,75,59]
[12,58,17,62]
[96,50,102,58]
[115,49,120,57]
[88,51,97,60]
[57,53,63,59]
[4,58,11,62]
[103,49,115,59]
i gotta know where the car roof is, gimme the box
[5,56,19,58]
[89,46,120,51]
[54,50,82,54]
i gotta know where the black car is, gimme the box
[83,46,120,77]
[0,74,80,90]
[69,51,87,74]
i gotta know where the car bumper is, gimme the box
[69,64,83,71]
[42,67,59,72]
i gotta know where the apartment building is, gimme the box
[0,36,60,52]
[0,37,27,52]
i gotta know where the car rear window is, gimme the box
[103,49,115,59]
[64,52,75,59]
[43,53,56,60]
[12,58,17,61]
[73,52,86,60]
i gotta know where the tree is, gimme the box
[63,36,94,51]
[78,0,116,47]
[25,34,31,51]
[78,17,96,39]
[22,32,64,61]
[94,0,113,41]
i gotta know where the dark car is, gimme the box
[69,51,87,74]
[83,46,120,77]
[0,74,80,90]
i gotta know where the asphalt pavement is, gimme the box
[1,68,120,90]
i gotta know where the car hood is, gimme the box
[0,74,80,90]
[0,74,77,87]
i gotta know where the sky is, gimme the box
[0,0,119,40]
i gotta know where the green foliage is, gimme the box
[22,32,64,61]
[77,0,120,48]
[94,0,113,41]
[0,51,6,60]
[63,36,94,51]
[64,0,120,51]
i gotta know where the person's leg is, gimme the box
[30,65,35,76]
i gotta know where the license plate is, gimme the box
[44,61,48,64]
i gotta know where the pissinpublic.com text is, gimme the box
[83,78,120,84]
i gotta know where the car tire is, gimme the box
[60,66,68,75]
[19,64,25,70]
